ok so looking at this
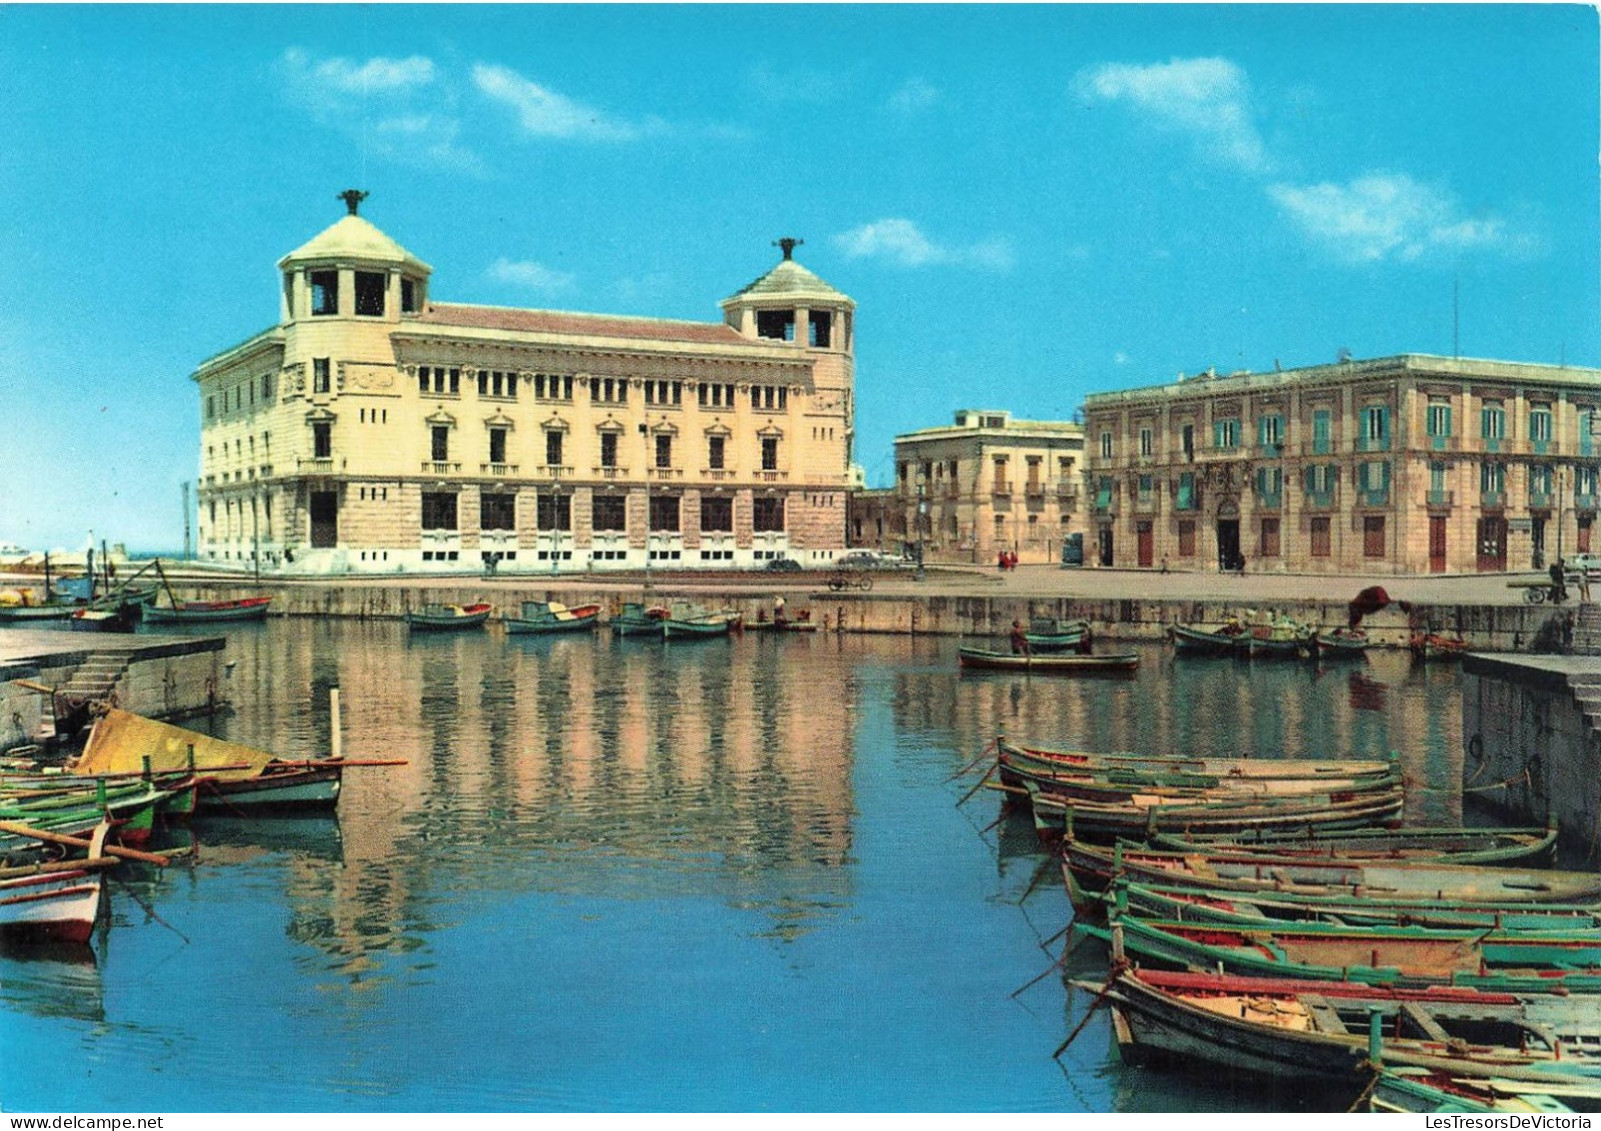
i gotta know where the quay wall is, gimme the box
[1461,655,1601,863]
[159,577,1575,652]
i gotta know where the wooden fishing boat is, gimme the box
[0,823,112,945]
[1312,626,1370,658]
[73,707,401,815]
[0,779,178,854]
[958,647,1138,674]
[994,739,1398,784]
[1169,622,1248,655]
[998,744,1402,801]
[1081,912,1601,986]
[143,595,273,624]
[660,604,739,640]
[1150,823,1560,867]
[66,604,138,633]
[1060,836,1601,913]
[1026,781,1404,843]
[1368,1068,1600,1113]
[1098,877,1601,933]
[0,599,79,623]
[404,602,492,630]
[502,600,601,635]
[746,612,819,633]
[1022,617,1092,652]
[1241,613,1315,659]
[1411,632,1470,661]
[1087,966,1601,1092]
[609,602,668,637]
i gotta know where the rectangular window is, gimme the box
[421,492,458,531]
[313,358,331,394]
[809,311,831,348]
[1482,402,1505,439]
[591,494,626,532]
[600,432,618,468]
[546,431,564,467]
[1312,410,1331,455]
[649,495,680,532]
[1176,472,1195,511]
[1100,431,1113,459]
[1481,461,1506,494]
[261,373,273,401]
[401,277,419,313]
[1214,419,1238,450]
[655,434,672,469]
[761,436,779,471]
[310,270,338,315]
[708,435,725,470]
[354,271,386,317]
[489,427,507,464]
[1363,405,1389,447]
[756,310,795,341]
[753,497,785,532]
[1180,423,1195,459]
[431,426,449,462]
[536,493,571,531]
[700,496,733,532]
[1311,516,1331,557]
[1260,517,1281,558]
[1139,428,1153,458]
[481,493,516,531]
[1363,516,1386,558]
[1258,414,1283,450]
[1177,519,1196,557]
[1530,406,1553,443]
[312,422,331,459]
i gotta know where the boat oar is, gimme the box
[269,758,409,768]
[945,737,1000,782]
[956,769,997,808]
[0,855,121,881]
[1052,967,1124,1060]
[0,820,171,866]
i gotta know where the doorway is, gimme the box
[1429,515,1447,573]
[1136,521,1153,568]
[310,491,339,549]
[1476,516,1507,572]
[1097,525,1114,567]
[1215,519,1241,572]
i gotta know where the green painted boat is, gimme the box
[660,604,739,640]
[995,738,1397,784]
[1022,617,1091,652]
[1086,966,1601,1094]
[1081,912,1601,988]
[1098,877,1601,932]
[959,647,1139,674]
[503,600,601,635]
[1061,835,1601,912]
[999,745,1402,802]
[143,595,274,624]
[1368,1069,1597,1113]
[1150,823,1560,867]
[609,602,667,637]
[404,602,492,630]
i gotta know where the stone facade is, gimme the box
[877,410,1085,566]
[1083,355,1601,575]
[193,202,856,574]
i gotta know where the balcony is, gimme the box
[1427,434,1456,452]
[1354,435,1391,454]
[1529,491,1554,511]
[701,468,734,480]
[479,463,520,476]
[992,482,1013,497]
[538,464,574,479]
[650,467,683,481]
[1304,491,1336,510]
[1576,493,1599,513]
[1481,490,1506,509]
[1359,489,1390,508]
[1025,482,1046,498]
[1134,494,1157,513]
[420,460,460,474]
[1425,489,1454,509]
[755,469,789,482]
[302,456,342,473]
[1256,493,1283,511]
[1256,443,1283,459]
[594,465,631,478]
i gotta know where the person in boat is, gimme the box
[774,594,787,627]
[1009,619,1030,656]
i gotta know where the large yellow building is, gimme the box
[1083,354,1601,574]
[193,195,856,574]
[882,410,1085,565]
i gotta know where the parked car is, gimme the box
[837,550,908,570]
[764,557,803,572]
[1563,552,1601,575]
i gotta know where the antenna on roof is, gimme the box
[774,237,803,260]
[339,189,369,216]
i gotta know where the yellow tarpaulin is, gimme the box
[74,707,276,781]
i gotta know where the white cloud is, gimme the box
[1267,174,1508,264]
[1076,57,1268,174]
[887,78,938,114]
[278,48,481,173]
[833,219,1014,272]
[488,257,576,294]
[472,63,650,142]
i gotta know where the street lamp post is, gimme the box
[550,486,563,577]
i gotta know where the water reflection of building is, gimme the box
[204,623,858,973]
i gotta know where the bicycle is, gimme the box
[827,570,873,592]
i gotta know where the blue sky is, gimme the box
[1,4,1596,551]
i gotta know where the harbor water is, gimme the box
[0,620,1467,1112]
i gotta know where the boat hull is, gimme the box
[196,766,341,813]
[143,597,273,624]
[0,869,103,945]
[959,647,1138,673]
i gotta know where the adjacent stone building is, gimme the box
[193,195,856,573]
[881,410,1085,566]
[1082,354,1601,574]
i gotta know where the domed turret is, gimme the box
[277,191,432,324]
[720,237,854,354]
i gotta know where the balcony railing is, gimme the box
[1025,482,1045,497]
[651,467,683,480]
[1529,491,1554,510]
[594,465,630,478]
[1576,493,1599,512]
[992,482,1013,496]
[421,460,460,474]
[1256,493,1283,510]
[1359,489,1390,507]
[1304,490,1336,510]
[538,464,574,479]
[1425,489,1454,508]
[479,463,520,476]
[1481,490,1506,508]
[755,469,788,481]
[702,468,734,480]
[1354,435,1390,453]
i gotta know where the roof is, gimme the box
[722,258,853,307]
[414,303,748,346]
[278,215,433,274]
